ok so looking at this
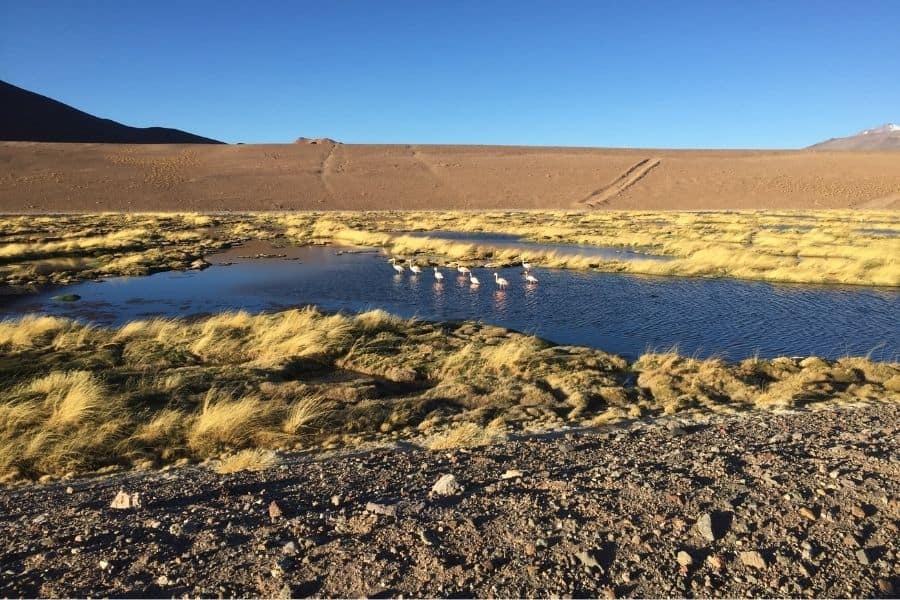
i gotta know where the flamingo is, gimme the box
[469,273,480,287]
[409,263,423,275]
[433,266,444,281]
[389,258,404,274]
[457,264,471,275]
[522,259,532,270]
[525,271,539,284]
[494,272,509,288]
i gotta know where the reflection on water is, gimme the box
[2,244,897,361]
[856,228,899,237]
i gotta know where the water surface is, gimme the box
[3,242,897,362]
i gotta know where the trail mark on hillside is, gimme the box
[320,143,338,200]
[580,157,661,207]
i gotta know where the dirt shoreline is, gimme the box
[2,142,899,212]
[1,403,897,598]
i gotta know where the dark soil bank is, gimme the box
[1,404,898,598]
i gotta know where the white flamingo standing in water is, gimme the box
[433,266,444,281]
[524,271,539,284]
[409,263,423,275]
[457,263,471,275]
[494,272,509,288]
[522,259,532,270]
[389,258,404,275]
[469,273,480,287]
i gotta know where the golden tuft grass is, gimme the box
[426,421,507,450]
[282,396,335,435]
[215,449,278,474]
[0,303,896,482]
[187,392,277,454]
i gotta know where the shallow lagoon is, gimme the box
[3,242,897,362]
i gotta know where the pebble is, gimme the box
[419,529,439,546]
[269,501,283,521]
[739,550,768,570]
[431,474,464,496]
[855,549,871,565]
[501,469,524,480]
[798,507,817,521]
[574,550,601,570]
[366,501,398,517]
[677,551,694,567]
[696,512,727,542]
[706,554,724,570]
[110,490,140,510]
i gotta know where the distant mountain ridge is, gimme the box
[808,123,900,150]
[0,80,223,144]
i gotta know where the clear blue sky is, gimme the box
[2,0,898,147]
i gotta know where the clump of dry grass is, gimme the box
[215,449,278,474]
[426,421,507,450]
[0,305,896,483]
[188,392,278,454]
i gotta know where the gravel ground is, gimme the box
[1,402,898,598]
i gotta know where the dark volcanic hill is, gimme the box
[0,80,223,144]
[808,123,900,150]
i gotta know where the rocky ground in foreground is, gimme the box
[1,403,898,598]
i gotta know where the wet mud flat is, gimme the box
[1,403,897,598]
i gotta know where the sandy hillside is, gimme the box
[1,141,899,212]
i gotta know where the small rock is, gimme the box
[739,550,768,570]
[419,529,439,546]
[696,511,730,542]
[365,501,397,517]
[667,423,687,436]
[706,554,724,571]
[850,505,867,519]
[110,490,140,510]
[855,548,871,565]
[98,559,109,570]
[501,469,524,480]
[156,575,170,586]
[66,486,74,494]
[282,541,297,556]
[431,474,463,497]
[269,500,283,521]
[798,507,817,521]
[330,495,342,507]
[677,550,694,567]
[575,550,601,570]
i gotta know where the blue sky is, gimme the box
[2,0,898,147]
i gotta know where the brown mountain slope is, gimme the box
[808,123,900,151]
[1,142,899,211]
[0,80,223,144]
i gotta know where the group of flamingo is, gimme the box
[389,258,538,288]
